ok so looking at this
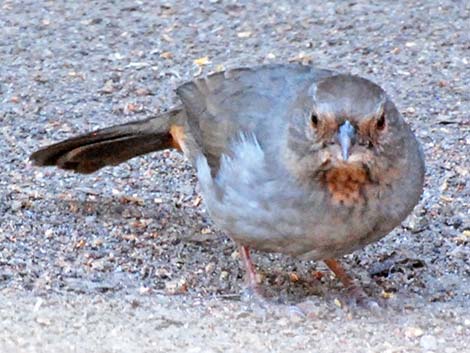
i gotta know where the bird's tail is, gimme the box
[30,108,185,174]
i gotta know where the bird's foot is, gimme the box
[240,285,307,319]
[344,284,382,312]
[238,246,305,319]
[324,258,382,313]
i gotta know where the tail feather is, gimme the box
[30,109,183,174]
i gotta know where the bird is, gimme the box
[30,64,425,306]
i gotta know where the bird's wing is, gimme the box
[176,64,334,172]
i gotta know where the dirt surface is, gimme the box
[1,1,469,352]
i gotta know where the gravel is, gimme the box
[1,0,469,352]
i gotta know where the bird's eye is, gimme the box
[376,112,386,131]
[311,113,319,128]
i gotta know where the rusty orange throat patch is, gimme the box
[324,164,369,206]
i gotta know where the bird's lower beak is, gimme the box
[337,121,356,161]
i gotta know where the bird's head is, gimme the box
[285,74,411,206]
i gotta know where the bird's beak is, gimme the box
[337,121,356,161]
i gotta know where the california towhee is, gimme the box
[31,64,425,304]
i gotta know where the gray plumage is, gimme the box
[31,64,425,262]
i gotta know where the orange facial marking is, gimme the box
[358,116,386,145]
[315,114,338,140]
[324,164,368,206]
[169,125,186,151]
[357,118,374,137]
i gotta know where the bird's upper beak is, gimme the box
[337,121,356,161]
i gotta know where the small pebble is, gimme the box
[404,326,424,338]
[10,200,23,211]
[420,335,437,350]
[219,271,229,281]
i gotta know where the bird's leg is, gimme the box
[324,258,355,288]
[238,245,262,296]
[238,245,306,318]
[323,258,369,305]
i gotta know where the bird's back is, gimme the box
[176,64,333,172]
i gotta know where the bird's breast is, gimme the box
[196,134,410,259]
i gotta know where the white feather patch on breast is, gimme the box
[196,133,312,254]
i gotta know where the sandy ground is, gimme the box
[1,291,469,353]
[1,0,469,352]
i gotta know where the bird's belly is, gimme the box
[199,169,391,259]
[214,200,387,260]
[200,171,404,260]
